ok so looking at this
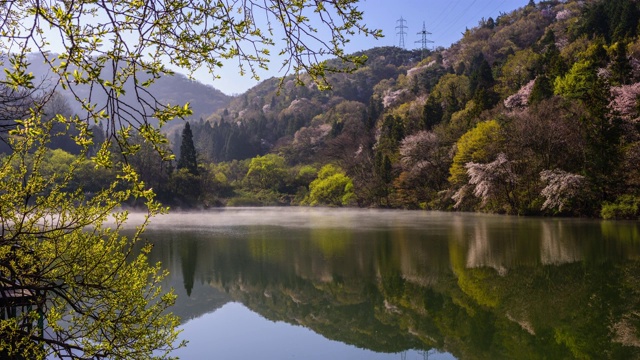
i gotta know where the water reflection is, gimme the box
[138,208,640,359]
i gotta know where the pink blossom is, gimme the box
[555,9,572,21]
[610,82,640,123]
[504,79,536,109]
[399,132,437,166]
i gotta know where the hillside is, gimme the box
[175,0,639,217]
[19,53,232,129]
[22,0,640,218]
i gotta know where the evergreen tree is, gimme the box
[581,78,624,205]
[423,95,443,130]
[366,96,383,129]
[470,57,495,95]
[528,75,554,105]
[610,42,633,85]
[178,122,199,175]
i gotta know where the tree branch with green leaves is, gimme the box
[0,0,380,358]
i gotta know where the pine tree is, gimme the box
[178,122,199,175]
[610,42,633,85]
[529,75,554,105]
[422,95,443,130]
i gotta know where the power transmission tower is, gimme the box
[416,21,434,58]
[396,16,408,48]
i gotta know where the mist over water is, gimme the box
[131,207,546,231]
[143,207,450,230]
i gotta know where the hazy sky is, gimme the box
[202,0,532,95]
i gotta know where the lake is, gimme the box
[136,207,640,359]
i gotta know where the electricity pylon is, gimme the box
[396,17,408,48]
[416,21,434,58]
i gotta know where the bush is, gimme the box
[305,164,355,206]
[601,195,640,220]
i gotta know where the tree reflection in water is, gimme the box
[138,209,640,359]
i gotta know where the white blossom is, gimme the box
[610,82,640,123]
[504,79,536,109]
[399,131,439,172]
[540,169,585,212]
[465,153,517,206]
[452,184,472,209]
[555,9,572,21]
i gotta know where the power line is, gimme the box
[430,0,464,31]
[439,0,480,38]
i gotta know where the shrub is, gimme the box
[601,195,640,220]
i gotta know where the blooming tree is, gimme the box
[465,153,519,210]
[399,131,441,179]
[610,82,640,124]
[540,169,586,212]
[504,79,536,109]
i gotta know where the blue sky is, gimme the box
[204,0,531,95]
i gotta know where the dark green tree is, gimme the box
[578,0,640,43]
[367,96,383,129]
[423,95,443,130]
[581,78,624,206]
[469,54,498,112]
[610,42,633,85]
[178,122,199,175]
[528,75,554,105]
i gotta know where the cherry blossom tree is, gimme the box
[395,130,450,207]
[540,169,586,212]
[398,131,449,185]
[504,79,536,109]
[465,153,519,212]
[610,82,640,124]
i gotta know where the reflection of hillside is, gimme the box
[141,210,640,359]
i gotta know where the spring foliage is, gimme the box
[306,164,355,206]
[449,120,503,186]
[0,115,180,359]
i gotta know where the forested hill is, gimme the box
[171,0,639,217]
[51,0,638,218]
[19,53,232,128]
[185,46,423,162]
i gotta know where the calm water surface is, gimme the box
[136,208,640,359]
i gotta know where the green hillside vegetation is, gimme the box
[30,0,640,218]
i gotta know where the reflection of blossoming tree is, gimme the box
[540,169,586,212]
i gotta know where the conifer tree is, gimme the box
[610,42,633,85]
[423,95,444,130]
[529,75,554,105]
[178,122,199,175]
